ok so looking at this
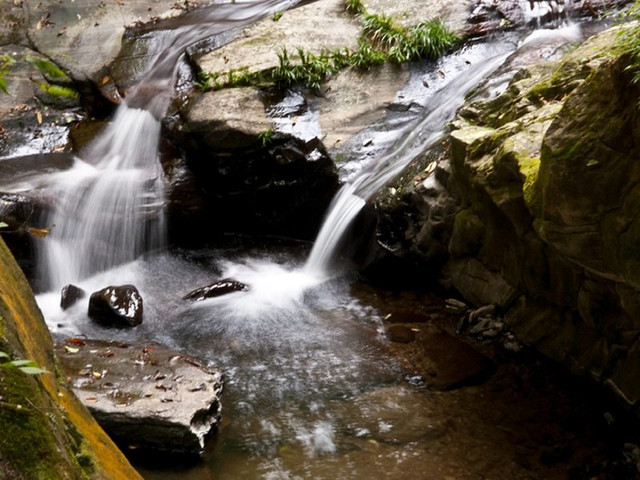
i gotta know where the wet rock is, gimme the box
[0,191,43,282]
[183,278,248,302]
[60,284,85,310]
[163,120,340,241]
[55,339,224,461]
[88,284,143,327]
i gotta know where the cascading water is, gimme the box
[20,3,604,478]
[303,15,583,279]
[303,49,512,277]
[38,0,301,292]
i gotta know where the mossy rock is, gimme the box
[0,237,142,479]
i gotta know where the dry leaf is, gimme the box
[27,226,50,238]
[35,110,42,124]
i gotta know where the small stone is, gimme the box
[182,279,248,302]
[60,284,85,310]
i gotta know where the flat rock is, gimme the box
[55,339,224,460]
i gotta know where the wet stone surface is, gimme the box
[56,338,224,461]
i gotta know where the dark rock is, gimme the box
[88,285,143,327]
[162,119,340,242]
[60,284,85,310]
[417,326,495,391]
[183,279,248,302]
[55,339,224,462]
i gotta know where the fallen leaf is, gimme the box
[64,346,80,354]
[27,227,50,238]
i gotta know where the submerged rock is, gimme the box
[88,284,144,327]
[55,339,224,461]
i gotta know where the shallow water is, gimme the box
[36,244,640,480]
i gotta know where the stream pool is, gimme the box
[35,242,640,480]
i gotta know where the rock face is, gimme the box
[0,237,143,479]
[377,24,640,417]
[56,339,225,461]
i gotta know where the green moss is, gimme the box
[0,342,86,478]
[0,238,142,479]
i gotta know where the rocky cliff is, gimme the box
[377,23,640,416]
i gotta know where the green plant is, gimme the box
[360,14,460,64]
[273,10,283,21]
[347,40,386,69]
[0,352,48,376]
[0,54,15,94]
[272,46,336,91]
[618,3,640,84]
[344,0,365,14]
[25,55,67,80]
[258,127,275,146]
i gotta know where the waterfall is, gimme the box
[304,50,512,278]
[304,10,585,279]
[38,0,300,292]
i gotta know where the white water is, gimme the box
[40,106,165,290]
[303,50,513,277]
[303,20,583,278]
[37,0,301,291]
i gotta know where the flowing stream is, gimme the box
[11,1,613,478]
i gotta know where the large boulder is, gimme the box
[376,24,640,417]
[164,93,341,242]
[0,237,142,478]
